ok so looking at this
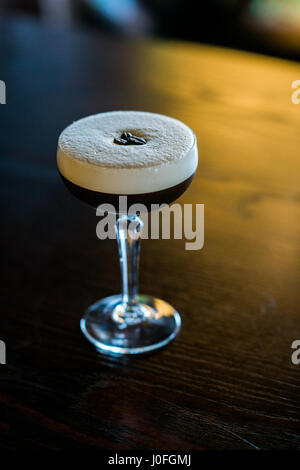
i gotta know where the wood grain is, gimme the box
[0,15,300,450]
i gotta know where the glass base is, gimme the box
[80,295,181,355]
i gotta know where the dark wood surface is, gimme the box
[1,15,300,450]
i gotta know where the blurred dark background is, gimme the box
[1,0,300,61]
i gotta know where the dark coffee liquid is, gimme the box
[60,172,195,210]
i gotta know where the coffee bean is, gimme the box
[115,133,147,145]
[121,132,132,140]
[128,136,146,145]
[114,137,128,145]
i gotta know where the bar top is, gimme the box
[1,15,300,450]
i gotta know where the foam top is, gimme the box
[57,111,198,194]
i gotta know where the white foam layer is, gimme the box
[57,111,198,194]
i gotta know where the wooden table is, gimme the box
[1,15,300,451]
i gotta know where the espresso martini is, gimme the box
[57,111,197,210]
[57,111,198,355]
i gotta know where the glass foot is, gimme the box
[80,295,181,355]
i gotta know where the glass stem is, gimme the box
[115,214,143,322]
